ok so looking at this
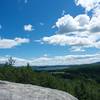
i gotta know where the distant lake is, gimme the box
[32,66,69,71]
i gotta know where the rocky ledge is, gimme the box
[0,80,78,100]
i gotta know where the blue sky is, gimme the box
[0,0,100,66]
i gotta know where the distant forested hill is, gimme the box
[0,63,100,100]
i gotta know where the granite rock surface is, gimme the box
[0,80,78,100]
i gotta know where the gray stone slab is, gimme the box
[0,80,78,100]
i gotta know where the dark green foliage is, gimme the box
[0,64,100,100]
[74,81,88,100]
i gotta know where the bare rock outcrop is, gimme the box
[0,80,78,100]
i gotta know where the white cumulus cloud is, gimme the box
[55,14,100,33]
[56,14,79,33]
[42,34,95,46]
[89,15,100,33]
[24,24,34,32]
[0,37,30,49]
[75,0,100,12]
